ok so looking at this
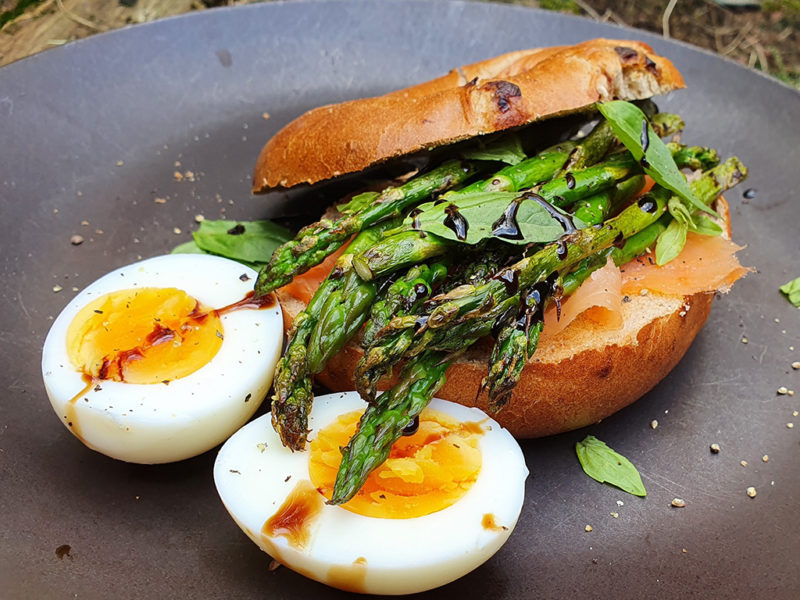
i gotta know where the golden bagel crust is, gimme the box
[277,198,731,439]
[254,39,684,192]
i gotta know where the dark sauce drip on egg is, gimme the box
[327,558,368,594]
[64,375,95,444]
[145,322,177,346]
[402,416,420,436]
[482,513,508,532]
[215,290,277,315]
[263,480,324,550]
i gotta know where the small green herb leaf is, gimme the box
[575,435,647,497]
[667,196,692,227]
[405,191,586,245]
[780,277,800,307]
[655,218,688,266]
[688,214,723,237]
[596,101,715,217]
[171,240,208,255]
[170,238,262,270]
[191,219,292,264]
[462,135,527,165]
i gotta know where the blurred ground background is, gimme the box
[0,0,798,88]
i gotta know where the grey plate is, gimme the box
[1,1,799,598]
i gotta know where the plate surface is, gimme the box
[1,1,798,598]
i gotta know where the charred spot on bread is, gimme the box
[484,80,522,114]
[614,46,639,62]
[595,363,613,379]
[645,55,660,76]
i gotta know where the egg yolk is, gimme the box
[309,408,483,519]
[65,287,223,384]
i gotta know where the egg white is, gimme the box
[214,392,528,595]
[41,254,283,464]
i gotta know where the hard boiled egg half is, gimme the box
[214,391,528,595]
[41,254,283,463]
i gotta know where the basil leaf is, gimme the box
[170,238,262,270]
[462,135,527,165]
[576,435,647,497]
[655,218,688,266]
[406,191,586,245]
[667,196,692,227]
[338,191,379,214]
[689,214,723,237]
[597,101,716,216]
[780,277,800,307]
[171,240,208,255]
[192,219,293,263]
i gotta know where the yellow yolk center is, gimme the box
[309,408,483,519]
[66,287,223,384]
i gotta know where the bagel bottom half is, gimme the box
[278,198,731,439]
[292,291,712,439]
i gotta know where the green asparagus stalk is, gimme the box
[446,147,573,197]
[352,121,714,283]
[255,160,482,296]
[483,320,542,411]
[468,158,747,407]
[481,251,610,409]
[270,221,397,450]
[330,350,450,505]
[555,118,617,176]
[305,269,379,374]
[354,245,510,402]
[650,113,685,138]
[362,262,449,347]
[332,158,746,502]
[668,143,720,171]
[352,153,640,281]
[571,174,646,226]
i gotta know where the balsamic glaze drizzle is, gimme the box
[409,208,423,231]
[523,193,578,235]
[443,203,469,241]
[565,172,576,190]
[413,315,429,333]
[640,118,650,153]
[491,198,525,240]
[493,268,520,296]
[402,415,420,436]
[517,273,561,334]
[555,239,568,260]
[637,197,658,214]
